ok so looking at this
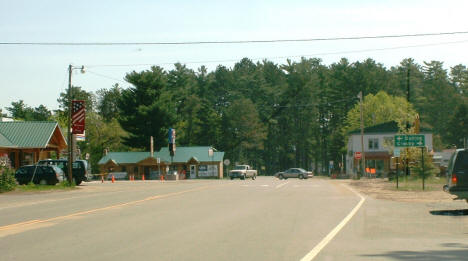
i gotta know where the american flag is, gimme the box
[72,100,85,134]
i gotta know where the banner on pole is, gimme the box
[72,100,85,134]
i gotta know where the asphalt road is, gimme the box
[1,177,467,261]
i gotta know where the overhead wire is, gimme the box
[1,31,467,46]
[85,38,468,68]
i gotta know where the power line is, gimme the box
[1,31,468,46]
[86,38,468,68]
[85,70,127,84]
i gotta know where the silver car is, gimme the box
[274,168,313,180]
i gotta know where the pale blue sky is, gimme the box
[1,0,468,112]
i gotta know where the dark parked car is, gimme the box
[37,159,88,185]
[15,165,64,185]
[274,168,313,180]
[444,149,468,203]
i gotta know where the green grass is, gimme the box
[15,181,77,192]
[389,176,446,191]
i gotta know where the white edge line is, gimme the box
[300,183,366,261]
[275,181,290,189]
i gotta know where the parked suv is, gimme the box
[444,149,468,202]
[15,165,64,185]
[37,159,88,185]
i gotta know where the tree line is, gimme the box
[4,57,468,174]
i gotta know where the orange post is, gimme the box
[142,174,145,181]
[112,174,115,183]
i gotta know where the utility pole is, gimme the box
[406,67,410,177]
[67,65,85,185]
[67,65,73,185]
[359,91,365,179]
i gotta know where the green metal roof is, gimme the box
[98,152,150,165]
[98,146,224,165]
[0,132,16,148]
[0,121,62,148]
[349,121,432,134]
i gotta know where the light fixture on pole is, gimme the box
[67,64,85,185]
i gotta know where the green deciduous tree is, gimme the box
[343,91,418,135]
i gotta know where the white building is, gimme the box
[346,121,433,177]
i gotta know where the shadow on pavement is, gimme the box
[429,209,468,216]
[361,244,468,261]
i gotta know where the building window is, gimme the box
[121,166,127,172]
[134,166,138,174]
[368,138,379,150]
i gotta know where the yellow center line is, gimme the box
[0,184,220,232]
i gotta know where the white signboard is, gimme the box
[198,165,218,177]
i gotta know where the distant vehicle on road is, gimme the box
[444,149,468,203]
[229,165,257,180]
[15,165,64,185]
[37,159,88,185]
[274,168,313,180]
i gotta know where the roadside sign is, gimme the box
[354,152,362,160]
[394,134,425,147]
[223,159,230,166]
[157,157,160,164]
[394,148,400,157]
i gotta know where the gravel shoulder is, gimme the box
[347,178,458,203]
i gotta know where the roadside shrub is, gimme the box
[410,149,438,179]
[0,166,17,192]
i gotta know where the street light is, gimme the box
[67,64,85,185]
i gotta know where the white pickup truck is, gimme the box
[229,165,257,180]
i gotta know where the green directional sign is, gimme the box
[394,134,425,147]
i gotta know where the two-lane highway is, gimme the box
[0,177,362,261]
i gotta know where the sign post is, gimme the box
[395,134,426,190]
[157,157,161,179]
[208,148,214,177]
[168,128,176,174]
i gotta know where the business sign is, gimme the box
[72,100,85,134]
[394,148,400,157]
[394,134,425,147]
[223,159,230,166]
[198,165,217,177]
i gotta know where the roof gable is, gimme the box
[0,132,16,148]
[0,121,64,148]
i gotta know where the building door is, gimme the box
[190,165,196,179]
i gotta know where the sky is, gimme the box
[1,0,468,113]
